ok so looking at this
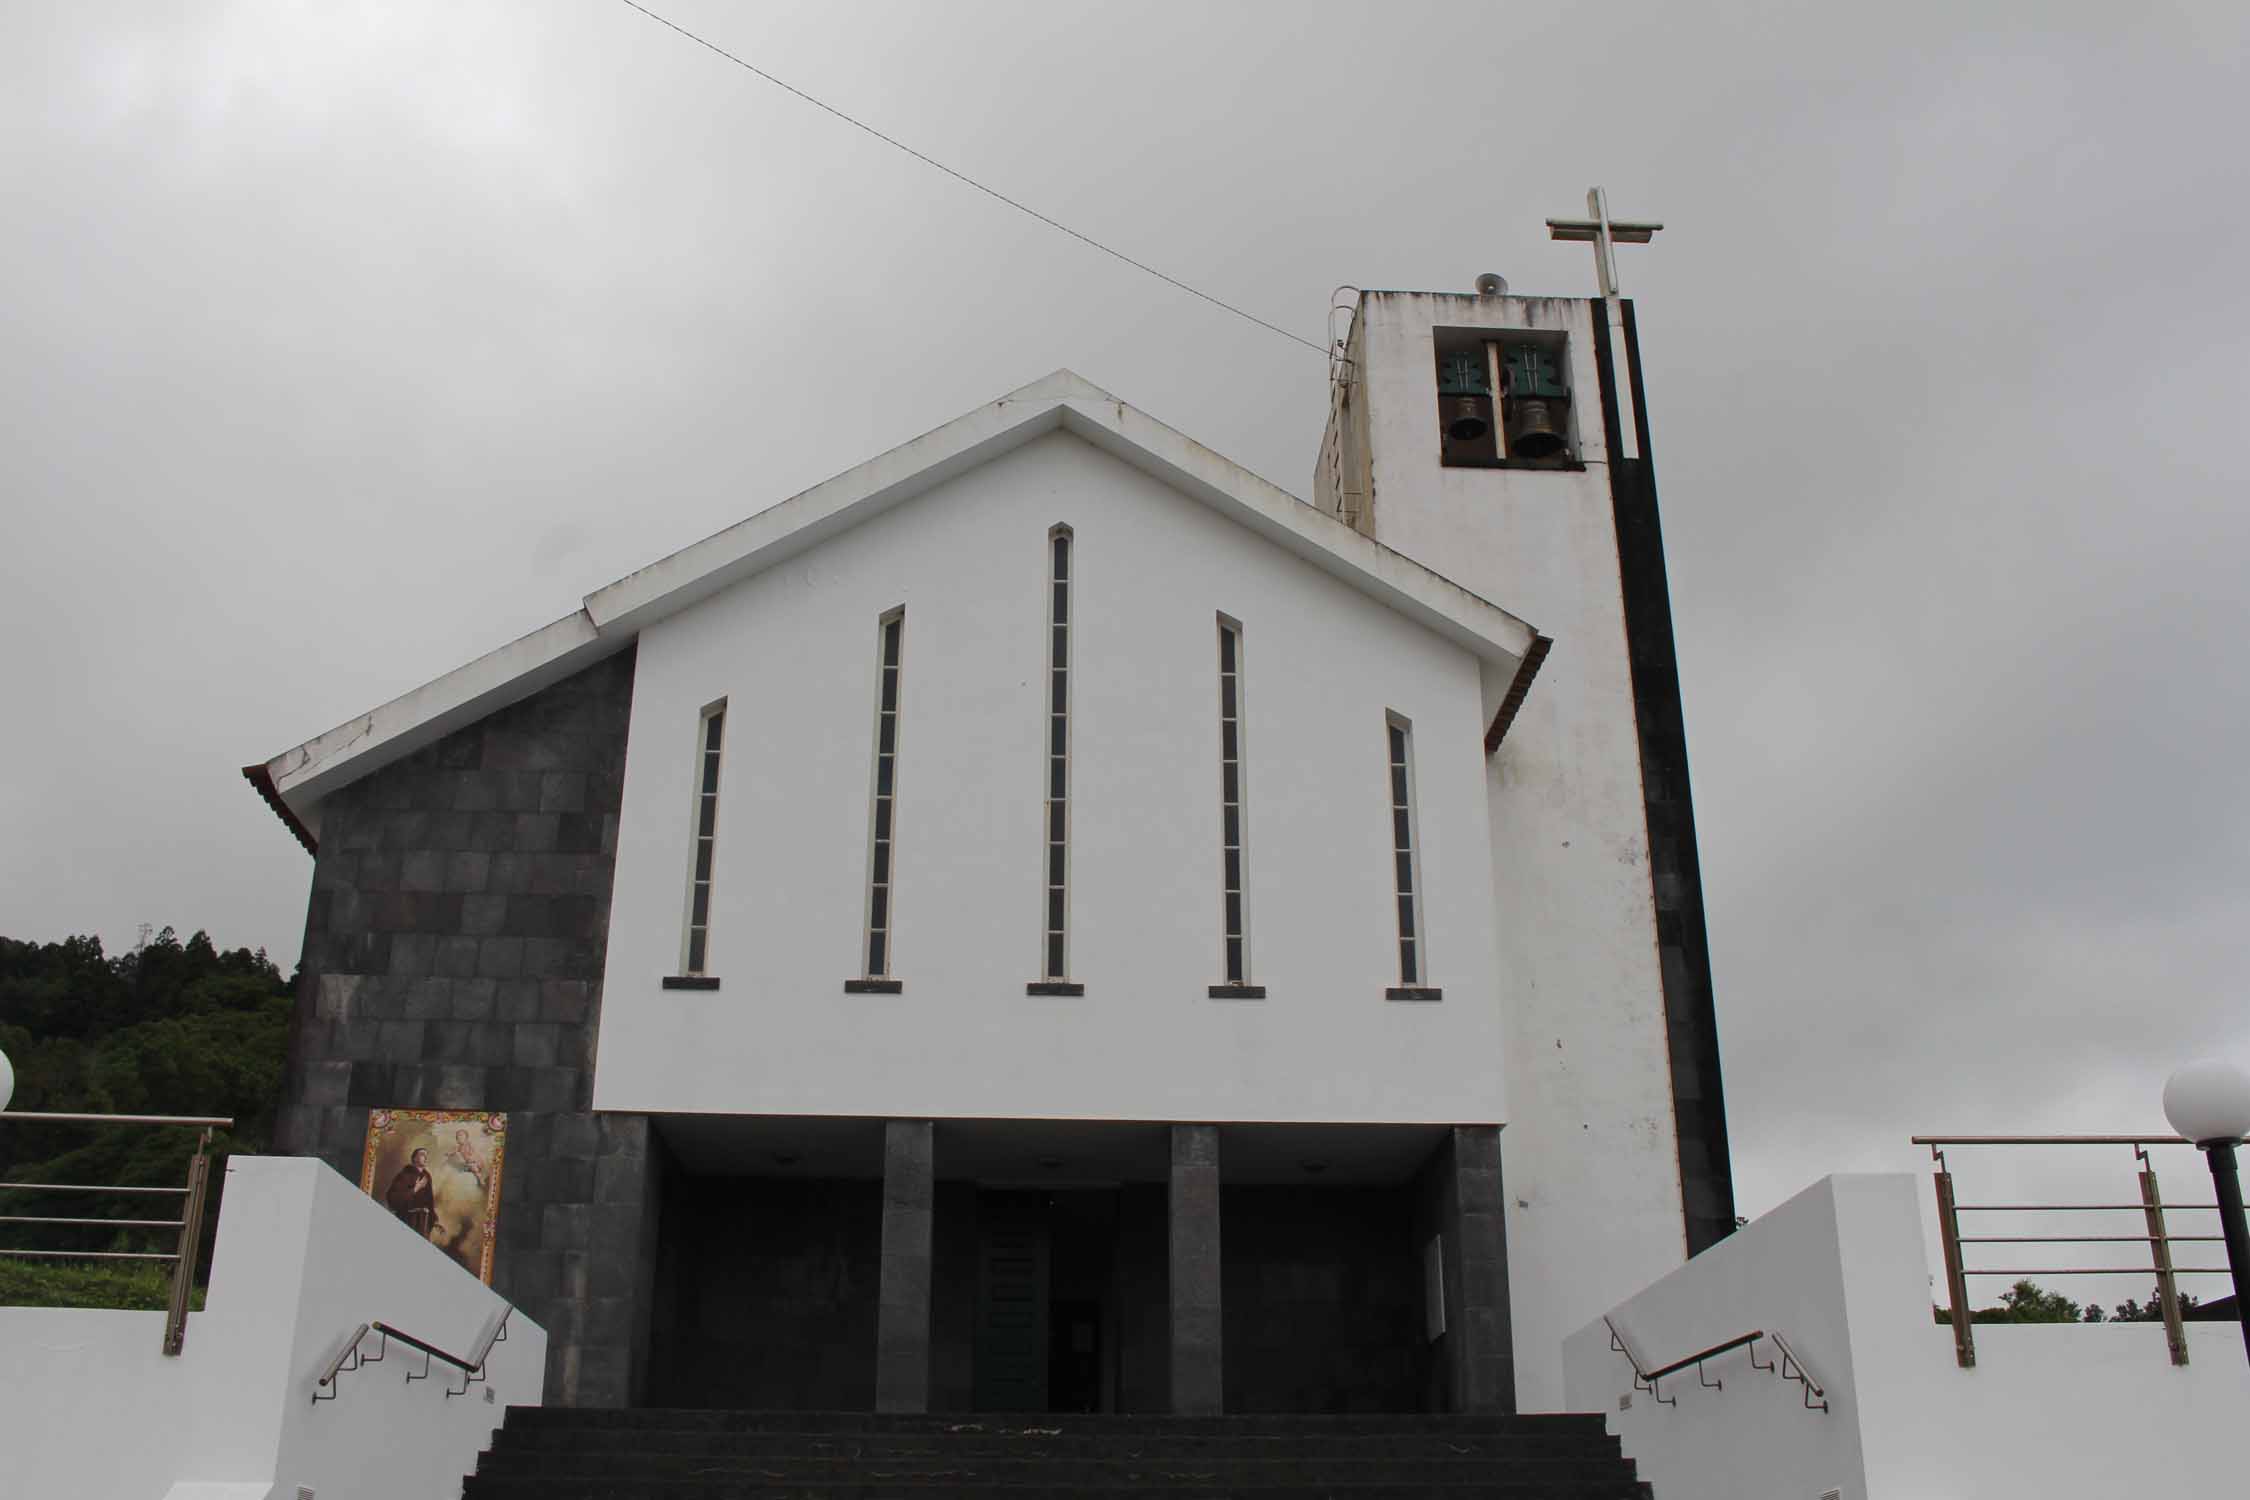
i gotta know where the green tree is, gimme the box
[0,929,294,1308]
[1985,1280,2084,1323]
[1934,1280,2205,1327]
[1933,1279,2086,1324]
[2112,1288,2202,1322]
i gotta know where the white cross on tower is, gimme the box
[1546,187,1663,301]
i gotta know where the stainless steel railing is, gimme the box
[1601,1315,1829,1413]
[313,1306,512,1404]
[0,1111,233,1355]
[1915,1133,2233,1368]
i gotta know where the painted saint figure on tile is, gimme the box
[383,1147,437,1235]
[359,1109,508,1283]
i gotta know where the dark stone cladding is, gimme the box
[645,1179,883,1410]
[1412,1126,1514,1413]
[1168,1124,1224,1415]
[1589,300,1738,1257]
[874,1120,935,1413]
[1221,1183,1429,1412]
[270,645,660,1407]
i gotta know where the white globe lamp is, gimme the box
[2163,1060,2250,1146]
[0,1043,13,1113]
[2162,1060,2250,1363]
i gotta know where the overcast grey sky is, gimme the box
[4,2,2247,1250]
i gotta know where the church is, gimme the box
[250,267,1731,1420]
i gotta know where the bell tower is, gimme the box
[1316,195,1732,1411]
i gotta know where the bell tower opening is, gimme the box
[1432,329,1580,468]
[1435,347,1497,465]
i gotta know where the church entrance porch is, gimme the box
[638,1115,1510,1415]
[969,1186,1125,1413]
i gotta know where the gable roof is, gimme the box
[246,370,1545,852]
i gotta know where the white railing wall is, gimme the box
[0,1154,545,1500]
[1563,1173,2250,1500]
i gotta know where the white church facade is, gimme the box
[249,280,1730,1417]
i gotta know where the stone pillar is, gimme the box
[875,1119,935,1413]
[1168,1123,1223,1414]
[1446,1125,1515,1413]
[579,1112,662,1407]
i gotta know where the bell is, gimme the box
[1507,398,1565,458]
[1447,395,1490,443]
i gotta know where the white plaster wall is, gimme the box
[594,428,1508,1126]
[1836,1180,2250,1500]
[1564,1173,2250,1500]
[0,1306,204,1500]
[1345,291,1686,1410]
[0,1156,544,1500]
[1866,1321,2250,1499]
[1562,1175,1875,1500]
[258,1158,544,1500]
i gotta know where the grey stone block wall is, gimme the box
[1221,1185,1428,1412]
[1412,1126,1515,1414]
[272,646,657,1407]
[875,1120,935,1413]
[645,1178,881,1409]
[1168,1123,1224,1414]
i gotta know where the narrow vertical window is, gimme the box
[682,701,725,977]
[1216,618,1250,986]
[863,611,905,981]
[1387,716,1426,988]
[1041,527,1073,984]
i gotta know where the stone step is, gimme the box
[497,1409,1612,1438]
[473,1452,1639,1487]
[461,1482,1653,1500]
[487,1429,1617,1462]
[468,1409,1652,1499]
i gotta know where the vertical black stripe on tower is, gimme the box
[1589,298,1738,1257]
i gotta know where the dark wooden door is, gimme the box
[973,1191,1051,1411]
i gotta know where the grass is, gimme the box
[0,1255,205,1312]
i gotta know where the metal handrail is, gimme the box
[1601,1318,1826,1414]
[0,1182,189,1195]
[1602,1315,1652,1380]
[1955,1202,2223,1212]
[313,1322,374,1401]
[1767,1330,1829,1413]
[314,1308,512,1404]
[462,1305,512,1371]
[0,1110,234,1356]
[1960,1234,2224,1243]
[1956,1268,2232,1276]
[1912,1134,2212,1147]
[1602,1315,1674,1406]
[1646,1330,1765,1386]
[1921,1134,2221,1368]
[374,1318,482,1375]
[1,1112,236,1128]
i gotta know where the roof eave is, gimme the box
[242,761,318,855]
[583,400,1069,638]
[260,609,610,824]
[1054,398,1541,669]
[245,370,1546,846]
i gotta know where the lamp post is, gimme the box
[2162,1060,2250,1363]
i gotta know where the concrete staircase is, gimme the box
[464,1409,1653,1498]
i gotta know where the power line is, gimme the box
[611,0,1329,357]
